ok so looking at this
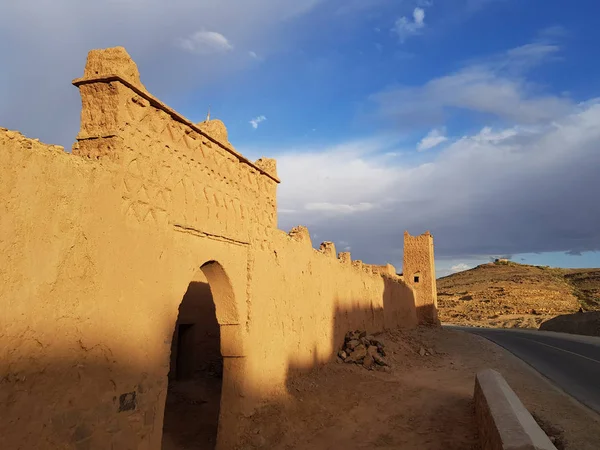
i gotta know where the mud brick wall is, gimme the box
[0,47,434,450]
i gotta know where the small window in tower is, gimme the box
[414,275,420,283]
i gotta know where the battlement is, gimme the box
[282,226,406,281]
[71,46,279,242]
[71,49,278,183]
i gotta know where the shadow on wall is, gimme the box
[163,280,222,450]
[280,273,424,391]
[0,263,234,450]
[279,278,428,377]
[213,275,414,448]
[233,306,467,449]
[2,281,229,450]
[1,352,162,449]
[0,265,427,450]
[228,302,390,448]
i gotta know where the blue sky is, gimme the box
[1,0,599,276]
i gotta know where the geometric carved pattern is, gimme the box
[119,93,277,241]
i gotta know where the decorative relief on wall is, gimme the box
[74,49,279,243]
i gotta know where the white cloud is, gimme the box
[414,7,425,24]
[371,42,571,126]
[0,0,324,147]
[249,115,267,129]
[505,43,561,68]
[393,7,426,42]
[248,51,259,59]
[451,263,471,273]
[538,25,568,40]
[250,99,600,263]
[417,128,448,151]
[239,135,403,229]
[177,30,234,54]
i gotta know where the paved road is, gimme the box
[445,325,600,414]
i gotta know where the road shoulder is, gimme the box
[440,328,600,449]
[444,324,600,347]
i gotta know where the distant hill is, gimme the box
[437,260,600,329]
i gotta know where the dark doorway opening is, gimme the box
[162,271,223,450]
[175,323,194,379]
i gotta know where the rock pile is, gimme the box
[338,330,389,370]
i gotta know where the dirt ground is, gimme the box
[162,375,222,450]
[236,327,600,450]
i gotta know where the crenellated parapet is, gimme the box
[283,226,411,282]
[71,47,279,243]
[288,225,312,246]
[1,128,65,154]
[369,264,399,277]
[319,241,336,258]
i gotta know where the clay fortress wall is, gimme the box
[0,47,438,449]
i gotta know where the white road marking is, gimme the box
[514,336,600,364]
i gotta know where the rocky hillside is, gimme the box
[437,260,600,329]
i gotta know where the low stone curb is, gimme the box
[474,369,557,450]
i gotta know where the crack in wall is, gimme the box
[172,223,249,246]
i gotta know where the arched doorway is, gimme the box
[162,262,230,450]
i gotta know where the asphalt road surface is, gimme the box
[446,325,600,414]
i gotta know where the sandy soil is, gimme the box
[236,327,600,450]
